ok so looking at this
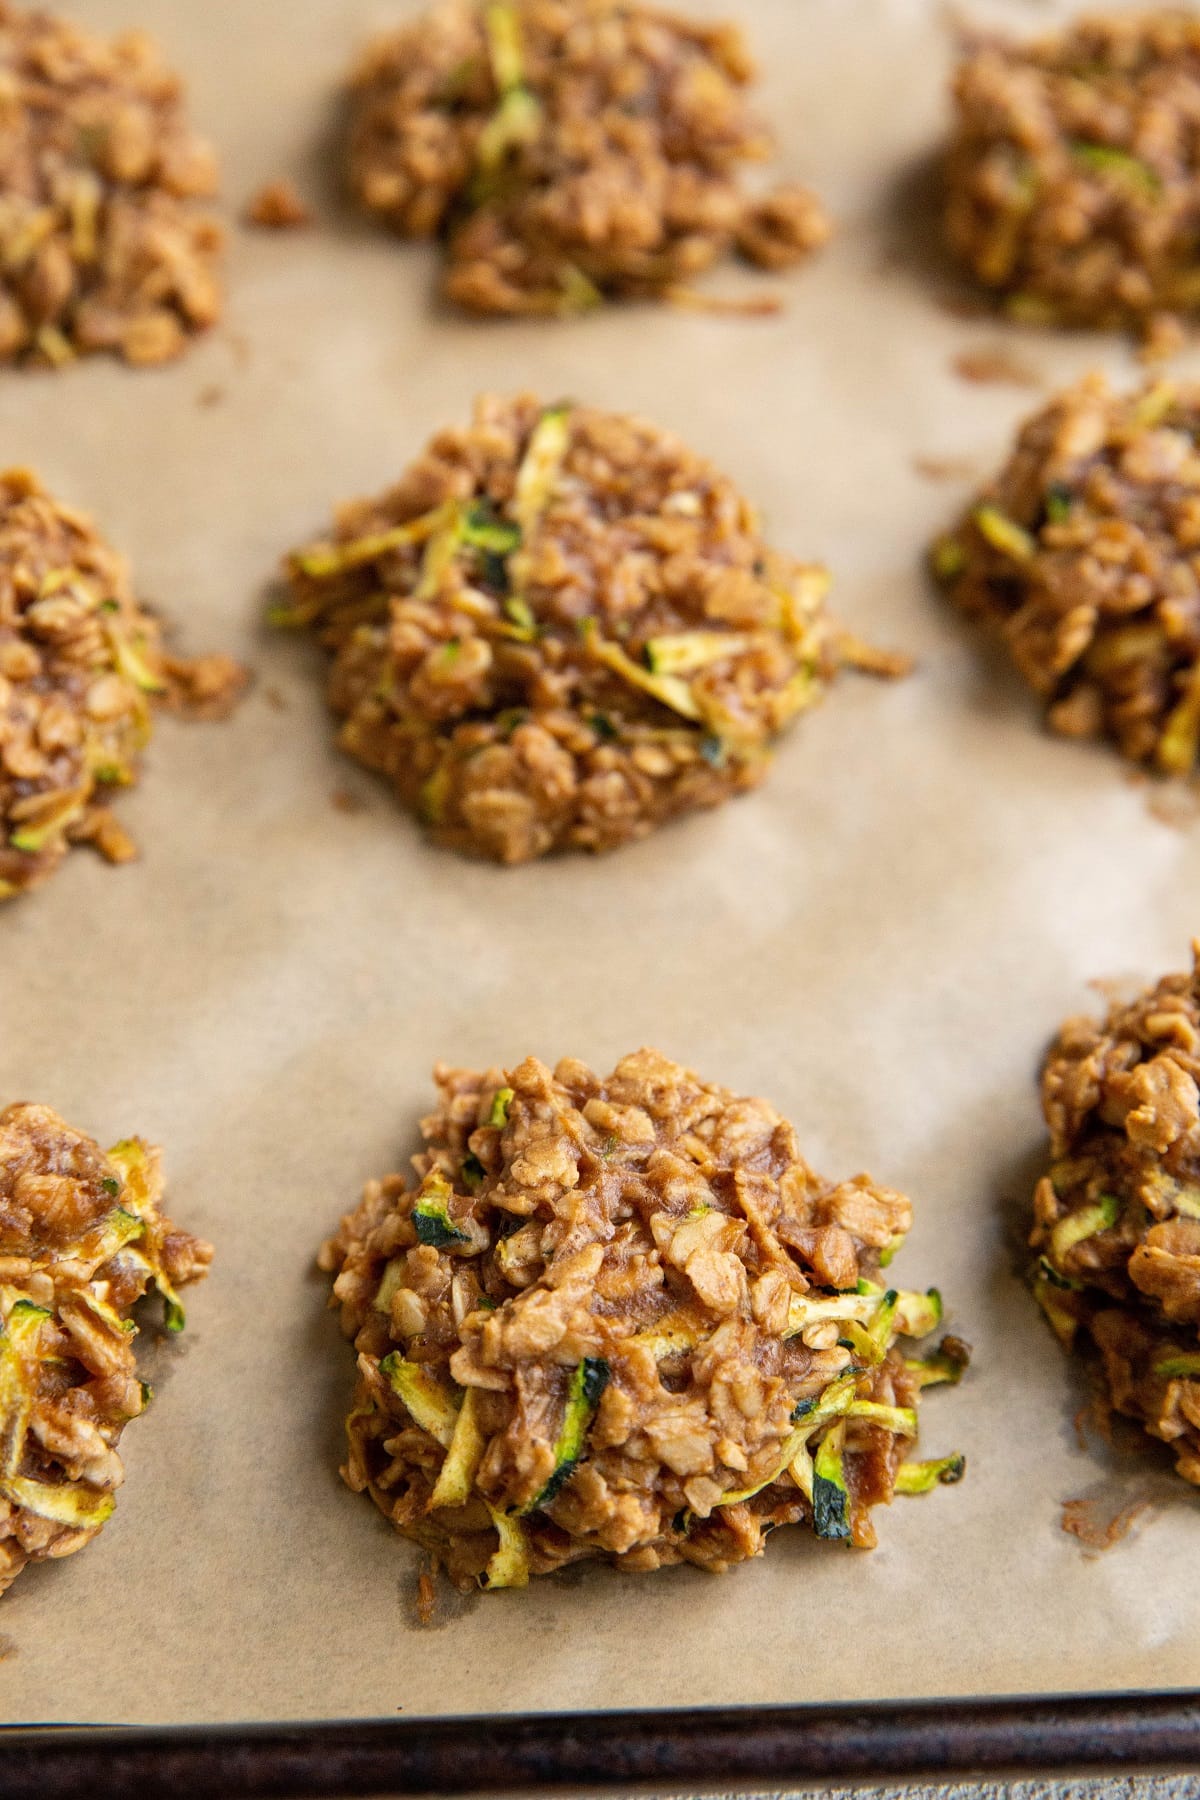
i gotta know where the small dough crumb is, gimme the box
[243,179,312,230]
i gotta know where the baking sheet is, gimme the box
[2,0,1200,1730]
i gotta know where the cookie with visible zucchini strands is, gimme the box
[0,0,223,367]
[319,1051,967,1591]
[945,11,1200,337]
[0,1104,211,1593]
[277,394,904,863]
[1032,945,1200,1482]
[347,0,828,317]
[932,375,1200,776]
[0,469,246,899]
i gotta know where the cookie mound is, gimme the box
[933,375,1200,775]
[1033,946,1200,1482]
[0,1104,211,1593]
[0,469,245,899]
[280,393,899,863]
[0,0,222,366]
[946,10,1200,334]
[346,0,828,316]
[321,1051,967,1590]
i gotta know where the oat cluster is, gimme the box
[280,393,901,863]
[0,0,222,367]
[347,0,828,315]
[0,1104,211,1593]
[1033,947,1200,1483]
[321,1051,966,1588]
[934,375,1200,776]
[0,469,245,899]
[946,10,1200,335]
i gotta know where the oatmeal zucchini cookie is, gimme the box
[0,1104,211,1593]
[0,469,245,899]
[278,393,900,863]
[946,11,1200,335]
[346,0,829,316]
[1033,947,1200,1483]
[932,375,1200,774]
[0,0,221,367]
[320,1051,967,1589]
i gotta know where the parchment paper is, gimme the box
[2,0,1199,1729]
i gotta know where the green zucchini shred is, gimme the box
[845,1400,917,1435]
[973,504,1035,562]
[412,1171,470,1249]
[0,1473,115,1528]
[380,1352,460,1449]
[503,595,538,640]
[429,1384,486,1509]
[488,1087,514,1128]
[1043,484,1073,524]
[1070,141,1161,195]
[524,1355,610,1513]
[0,1300,49,1477]
[904,1336,971,1388]
[894,1453,965,1495]
[1049,1192,1120,1263]
[811,1420,851,1541]
[461,500,521,557]
[878,1232,906,1269]
[481,1499,530,1588]
[931,535,967,581]
[513,405,571,535]
[374,1257,408,1314]
[1155,1352,1200,1380]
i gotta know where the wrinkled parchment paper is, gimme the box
[2,0,1200,1729]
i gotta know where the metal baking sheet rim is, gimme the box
[5,1693,1200,1795]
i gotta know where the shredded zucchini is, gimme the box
[644,631,755,676]
[380,1352,460,1449]
[374,1257,408,1315]
[488,1087,514,1128]
[524,1355,610,1513]
[811,1420,851,1540]
[930,536,967,581]
[904,1338,970,1388]
[481,1499,531,1588]
[0,1474,115,1528]
[0,1300,49,1477]
[973,504,1035,562]
[513,406,571,535]
[1155,1352,1200,1381]
[412,1172,470,1249]
[894,1453,965,1494]
[101,619,163,693]
[586,628,704,722]
[845,1400,917,1435]
[429,1384,486,1508]
[1070,141,1161,196]
[1049,1193,1120,1263]
[290,504,453,580]
[9,783,90,853]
